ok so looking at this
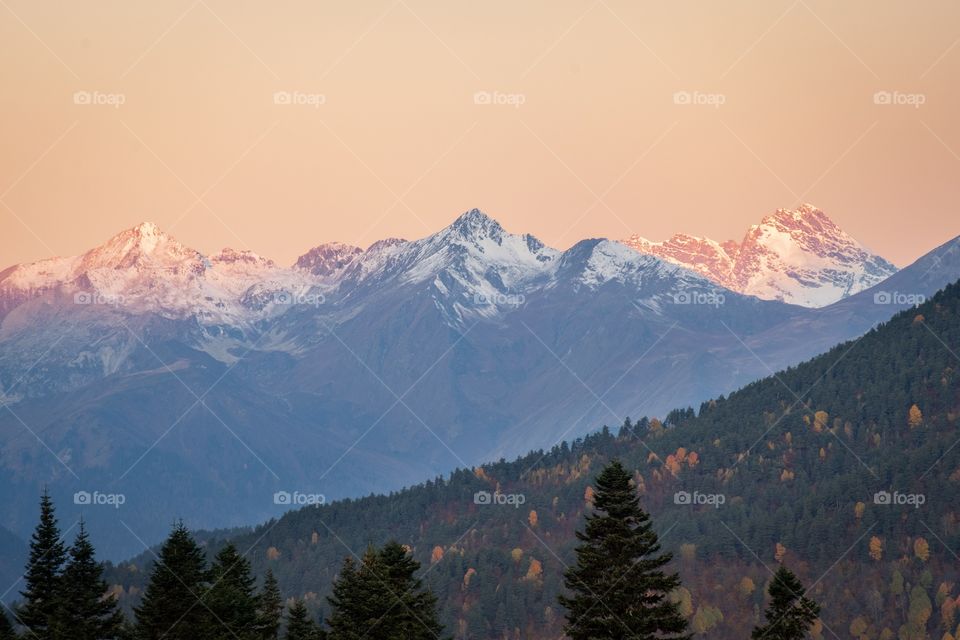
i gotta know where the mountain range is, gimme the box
[1,206,958,559]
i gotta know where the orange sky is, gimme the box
[2,0,959,268]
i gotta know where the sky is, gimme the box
[1,0,959,268]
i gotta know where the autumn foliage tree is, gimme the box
[908,404,923,429]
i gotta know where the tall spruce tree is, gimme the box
[283,600,316,640]
[558,460,690,640]
[19,490,67,640]
[326,551,382,640]
[326,544,446,640]
[376,541,444,640]
[254,570,283,640]
[203,544,258,639]
[0,607,18,640]
[134,522,209,640]
[53,520,124,640]
[751,566,820,640]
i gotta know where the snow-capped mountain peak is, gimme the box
[621,204,897,307]
[446,208,506,243]
[295,242,363,277]
[343,210,558,308]
[78,221,199,272]
[735,204,897,306]
[0,223,324,327]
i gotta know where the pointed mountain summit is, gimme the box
[0,222,321,325]
[77,221,202,273]
[446,208,506,243]
[622,204,897,307]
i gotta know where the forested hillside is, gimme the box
[107,281,960,639]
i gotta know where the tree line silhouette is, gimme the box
[7,465,820,640]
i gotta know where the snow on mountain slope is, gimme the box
[290,210,561,320]
[0,223,321,326]
[291,209,736,326]
[569,238,715,289]
[622,204,898,307]
[1,209,745,333]
[622,234,737,287]
[294,242,363,279]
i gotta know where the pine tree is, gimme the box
[203,544,258,639]
[326,544,446,640]
[376,541,445,640]
[0,607,18,640]
[19,490,67,640]
[325,554,373,640]
[558,460,690,640]
[53,520,124,639]
[284,600,316,640]
[751,566,820,640]
[134,522,209,640]
[254,570,283,640]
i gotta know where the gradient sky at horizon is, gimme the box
[2,0,959,268]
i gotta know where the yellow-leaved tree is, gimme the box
[914,537,930,562]
[909,404,924,429]
[854,501,865,520]
[813,410,829,432]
